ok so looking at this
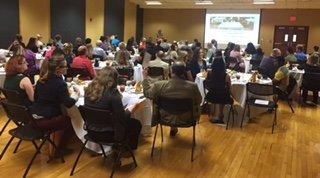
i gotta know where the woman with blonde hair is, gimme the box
[84,66,141,149]
[32,58,79,157]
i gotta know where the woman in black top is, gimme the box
[186,48,207,81]
[205,54,233,124]
[32,58,79,157]
[250,47,264,70]
[244,42,257,55]
[84,66,142,149]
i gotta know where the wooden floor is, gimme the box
[0,101,320,178]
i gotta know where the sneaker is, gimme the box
[210,118,225,125]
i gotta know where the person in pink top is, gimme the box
[71,46,96,80]
[229,44,245,72]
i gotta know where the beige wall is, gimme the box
[143,9,205,43]
[19,0,50,44]
[124,0,137,42]
[260,9,320,55]
[86,0,105,44]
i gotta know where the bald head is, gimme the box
[156,51,165,59]
[272,48,281,57]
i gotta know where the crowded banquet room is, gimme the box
[1,0,320,177]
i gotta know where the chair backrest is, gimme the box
[69,68,91,79]
[148,67,164,78]
[78,105,115,132]
[116,67,134,79]
[302,72,320,90]
[246,82,274,96]
[1,101,32,124]
[287,75,298,99]
[0,87,24,105]
[157,96,193,116]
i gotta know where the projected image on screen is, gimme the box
[205,13,260,46]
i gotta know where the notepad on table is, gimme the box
[254,99,269,105]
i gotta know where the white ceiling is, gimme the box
[130,0,320,9]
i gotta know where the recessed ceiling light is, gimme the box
[145,1,162,5]
[253,0,275,4]
[195,0,213,5]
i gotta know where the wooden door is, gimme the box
[273,26,309,55]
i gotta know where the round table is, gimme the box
[66,81,152,153]
[195,72,273,125]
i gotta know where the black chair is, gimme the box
[0,88,24,136]
[276,75,297,113]
[148,67,164,79]
[0,101,65,178]
[203,80,235,130]
[151,96,197,161]
[68,68,91,79]
[301,72,320,92]
[70,105,137,178]
[240,83,278,133]
[0,87,29,154]
[116,67,134,85]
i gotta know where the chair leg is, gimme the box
[111,150,122,178]
[13,139,23,153]
[125,143,138,167]
[160,124,163,143]
[23,138,47,178]
[191,126,196,162]
[70,140,88,176]
[287,99,295,113]
[0,136,14,160]
[232,106,235,128]
[0,119,11,136]
[47,138,65,163]
[272,108,277,134]
[240,104,247,128]
[31,141,39,151]
[98,143,107,158]
[151,124,159,157]
[248,105,251,120]
[226,107,232,130]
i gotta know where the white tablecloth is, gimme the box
[66,82,152,153]
[195,72,273,125]
[0,67,5,87]
[289,69,305,86]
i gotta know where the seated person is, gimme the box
[71,46,96,80]
[114,42,131,63]
[229,44,245,72]
[25,39,40,84]
[259,48,281,79]
[295,45,307,63]
[205,57,233,124]
[148,51,169,79]
[250,47,264,70]
[244,42,257,55]
[302,54,320,104]
[32,58,79,157]
[273,65,289,99]
[114,51,133,67]
[84,66,142,149]
[63,43,75,68]
[92,40,108,61]
[285,46,297,64]
[142,61,202,136]
[186,48,207,81]
[4,55,34,106]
